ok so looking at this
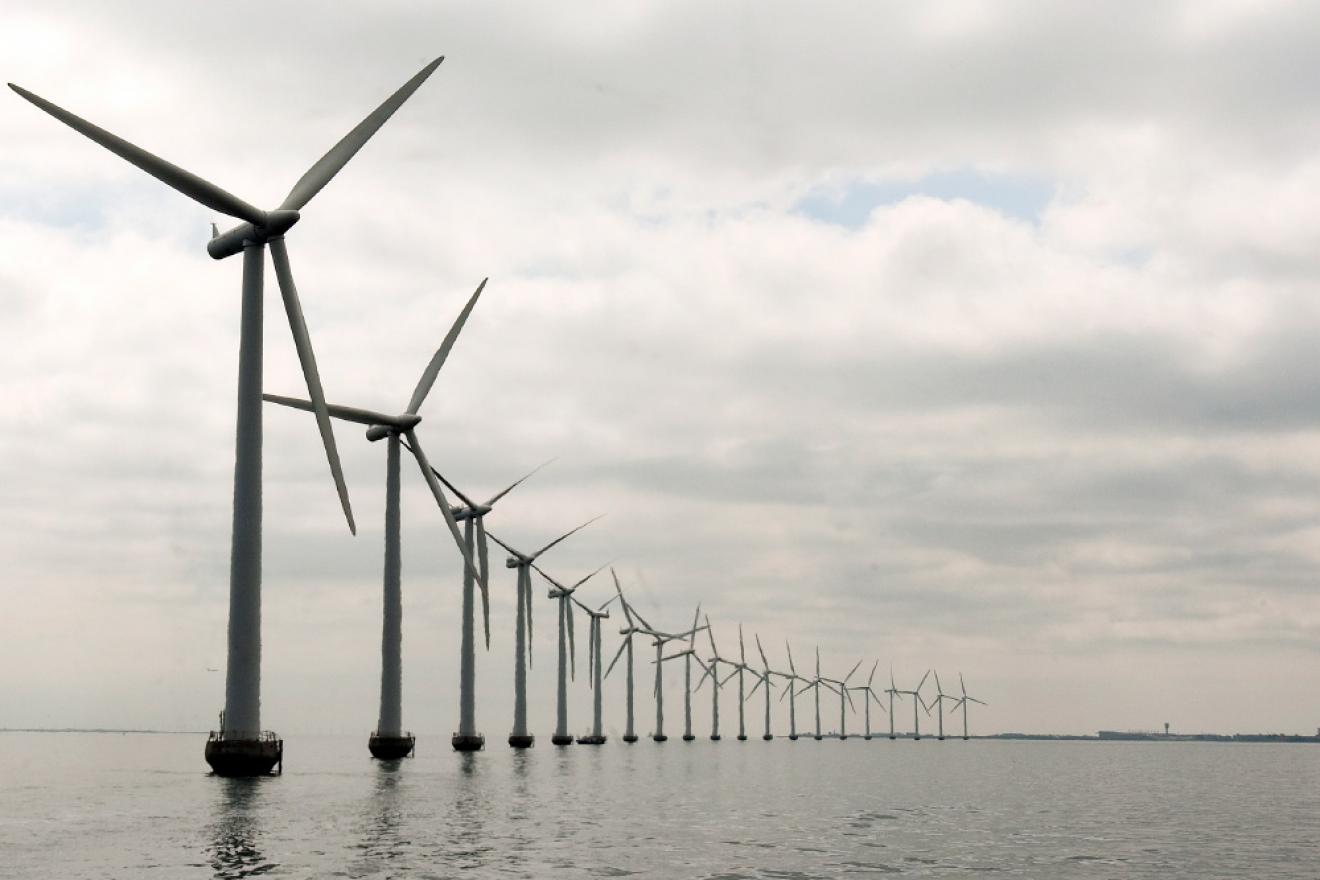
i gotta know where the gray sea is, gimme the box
[1,732,1317,878]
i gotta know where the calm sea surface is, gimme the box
[1,732,1317,878]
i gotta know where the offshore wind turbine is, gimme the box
[648,613,707,742]
[10,58,447,775]
[602,570,654,743]
[778,641,807,740]
[487,518,599,748]
[846,661,888,740]
[420,461,552,751]
[746,635,788,741]
[885,668,901,739]
[658,605,704,741]
[718,625,758,741]
[929,671,961,741]
[898,670,932,740]
[264,279,486,760]
[695,615,737,741]
[537,563,610,745]
[794,647,831,741]
[948,673,988,740]
[821,660,863,741]
[572,593,615,744]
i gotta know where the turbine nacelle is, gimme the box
[365,414,422,442]
[206,210,302,259]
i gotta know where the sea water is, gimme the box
[1,732,1317,878]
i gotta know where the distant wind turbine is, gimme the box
[746,635,789,741]
[602,570,654,743]
[947,673,988,740]
[846,661,888,740]
[778,641,807,741]
[694,615,737,741]
[538,562,610,745]
[930,671,961,741]
[897,670,932,740]
[821,659,863,741]
[572,593,615,744]
[658,605,704,741]
[487,518,599,748]
[11,57,447,775]
[794,647,831,741]
[264,279,485,760]
[648,612,707,742]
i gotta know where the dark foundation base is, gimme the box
[623,734,639,743]
[913,736,921,741]
[451,733,485,752]
[889,735,897,740]
[368,734,416,760]
[840,735,849,741]
[864,735,873,740]
[737,735,748,741]
[762,734,773,741]
[508,734,535,749]
[576,735,607,745]
[205,735,282,777]
[682,734,696,742]
[710,734,722,741]
[938,736,945,741]
[652,734,668,742]
[789,734,799,741]
[551,734,574,746]
[814,735,823,741]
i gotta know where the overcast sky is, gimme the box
[3,1,1320,738]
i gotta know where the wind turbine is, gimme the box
[537,562,610,746]
[648,613,708,742]
[897,670,932,740]
[572,594,615,745]
[794,647,832,741]
[264,280,485,760]
[747,635,789,741]
[419,460,552,751]
[778,641,807,740]
[602,569,654,743]
[846,661,888,740]
[947,673,987,740]
[658,605,704,741]
[885,668,901,739]
[10,58,447,775]
[719,625,758,741]
[487,518,599,748]
[821,659,863,741]
[694,615,736,741]
[929,671,962,741]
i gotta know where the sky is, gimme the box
[3,0,1320,739]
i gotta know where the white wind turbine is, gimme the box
[264,280,485,760]
[658,605,705,741]
[537,563,610,746]
[487,519,599,748]
[897,670,932,740]
[794,647,832,741]
[420,460,553,751]
[746,635,789,741]
[778,641,808,741]
[947,673,988,740]
[648,612,707,742]
[718,625,759,741]
[821,660,863,741]
[602,569,655,744]
[846,661,888,740]
[930,671,962,741]
[694,615,737,741]
[12,58,447,776]
[572,593,615,744]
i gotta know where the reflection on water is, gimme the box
[207,779,275,879]
[353,761,408,874]
[445,751,494,869]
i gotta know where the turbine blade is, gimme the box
[533,563,568,592]
[268,239,354,534]
[405,278,486,415]
[9,83,267,225]
[476,516,491,650]
[419,463,476,509]
[611,569,636,627]
[845,658,863,684]
[567,598,577,681]
[915,669,931,694]
[522,567,534,669]
[405,430,479,581]
[485,457,555,507]
[786,642,796,675]
[960,672,967,697]
[262,394,399,427]
[604,636,628,679]
[935,670,943,696]
[844,688,856,712]
[756,635,769,670]
[705,616,719,656]
[868,660,878,688]
[532,515,603,560]
[280,57,445,211]
[970,698,987,706]
[747,677,764,700]
[572,560,610,590]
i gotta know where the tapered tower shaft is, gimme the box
[711,668,720,737]
[591,621,604,737]
[962,701,969,739]
[864,697,871,737]
[814,685,821,738]
[654,642,665,737]
[889,692,896,738]
[683,655,693,738]
[839,691,846,739]
[737,668,746,738]
[555,598,569,738]
[223,242,265,740]
[376,434,403,737]
[624,637,635,738]
[788,686,797,737]
[913,698,921,739]
[762,678,771,737]
[511,567,529,736]
[937,700,944,739]
[457,518,476,736]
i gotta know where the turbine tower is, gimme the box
[538,562,609,746]
[746,635,786,741]
[846,661,888,740]
[421,461,552,751]
[948,673,987,740]
[573,594,615,745]
[930,671,960,741]
[794,647,830,741]
[898,670,932,740]
[720,625,759,741]
[602,570,654,743]
[487,519,598,748]
[695,615,737,741]
[647,614,707,742]
[264,279,485,760]
[658,605,704,741]
[821,659,863,741]
[779,641,807,741]
[10,58,447,775]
